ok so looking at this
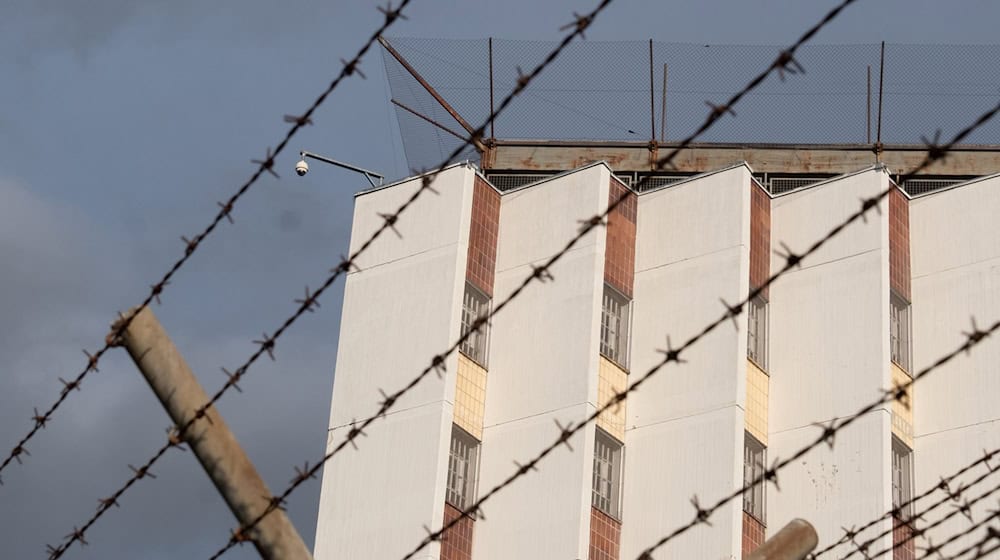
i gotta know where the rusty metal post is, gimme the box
[114,307,312,560]
[660,63,668,142]
[866,64,871,144]
[489,37,495,140]
[649,39,656,141]
[746,519,818,560]
[875,41,885,160]
[378,36,486,154]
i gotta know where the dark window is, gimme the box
[747,296,768,370]
[743,433,766,522]
[600,284,631,370]
[592,428,624,519]
[892,437,914,520]
[446,426,480,509]
[890,292,912,372]
[459,283,490,367]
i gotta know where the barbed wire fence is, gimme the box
[810,447,1000,558]
[0,1,414,492]
[13,0,998,558]
[873,478,1000,559]
[41,1,616,558]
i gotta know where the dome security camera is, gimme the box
[295,159,309,176]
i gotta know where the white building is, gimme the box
[313,159,1000,560]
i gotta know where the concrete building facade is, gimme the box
[313,159,1000,559]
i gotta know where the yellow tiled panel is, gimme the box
[597,357,627,441]
[745,360,769,445]
[891,363,914,447]
[455,355,487,439]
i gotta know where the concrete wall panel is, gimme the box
[768,169,892,557]
[477,164,611,558]
[911,175,1000,552]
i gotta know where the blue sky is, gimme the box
[2,1,998,558]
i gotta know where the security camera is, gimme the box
[295,159,309,176]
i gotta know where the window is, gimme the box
[592,428,624,519]
[890,292,912,372]
[743,433,766,522]
[747,296,768,370]
[892,437,914,520]
[446,426,480,509]
[600,284,632,370]
[459,283,491,367]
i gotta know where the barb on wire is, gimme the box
[1,1,415,492]
[812,447,1000,558]
[842,468,1000,559]
[40,2,415,557]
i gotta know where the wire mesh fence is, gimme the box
[382,38,1000,172]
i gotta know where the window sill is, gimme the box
[459,349,489,370]
[599,351,629,374]
[747,356,769,376]
[890,359,912,378]
[743,509,767,527]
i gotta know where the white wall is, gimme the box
[314,164,476,559]
[475,163,610,560]
[622,165,751,559]
[911,175,1000,554]
[768,168,893,556]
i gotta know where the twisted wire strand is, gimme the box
[813,447,1000,559]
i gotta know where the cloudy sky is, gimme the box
[2,1,999,558]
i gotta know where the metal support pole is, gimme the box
[746,519,818,560]
[378,36,486,154]
[875,41,885,160]
[649,39,656,142]
[660,63,668,142]
[114,307,312,560]
[489,37,495,140]
[866,64,872,144]
[300,151,383,188]
[391,99,468,142]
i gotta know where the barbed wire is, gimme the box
[811,446,1000,558]
[893,479,1000,560]
[831,450,1000,559]
[41,2,613,559]
[925,512,1000,560]
[0,1,413,490]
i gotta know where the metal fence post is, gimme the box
[113,306,313,560]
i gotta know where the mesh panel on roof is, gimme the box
[382,38,1000,173]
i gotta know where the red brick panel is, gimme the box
[441,503,474,560]
[589,506,621,560]
[605,179,637,298]
[893,519,916,560]
[467,177,501,297]
[742,511,766,558]
[750,181,771,300]
[889,187,911,300]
